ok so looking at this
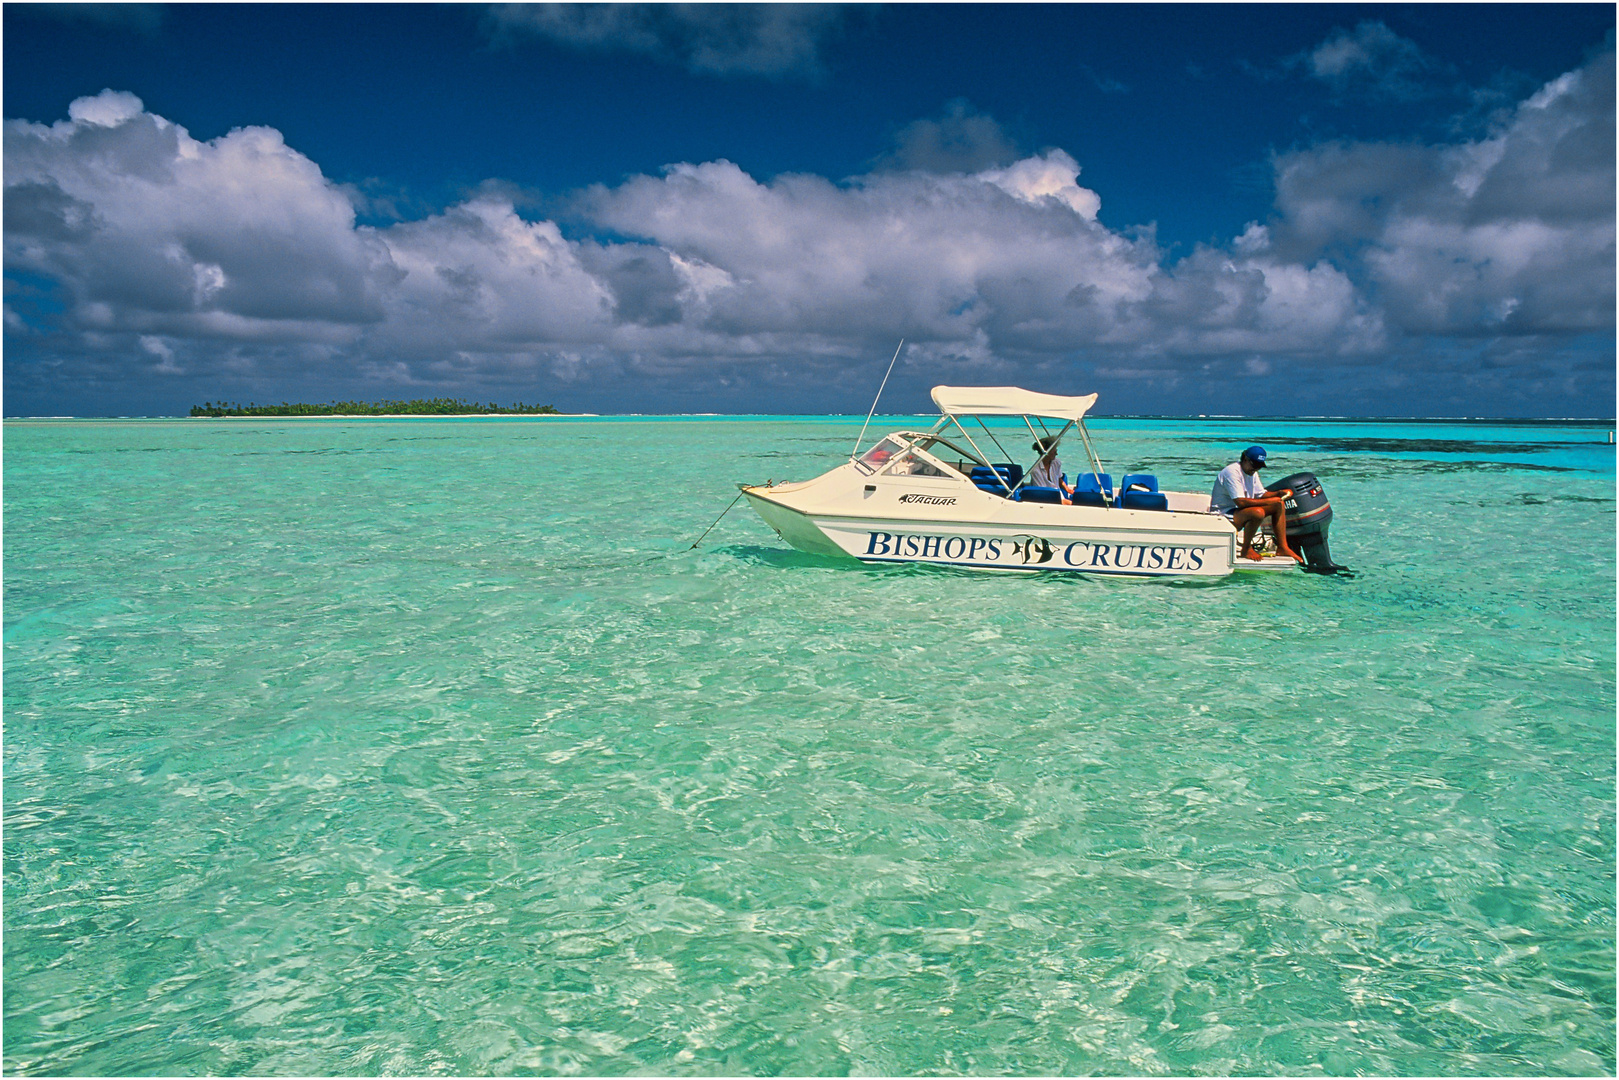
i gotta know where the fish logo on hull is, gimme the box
[1008,535,1054,564]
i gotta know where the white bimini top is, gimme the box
[931,385,1099,422]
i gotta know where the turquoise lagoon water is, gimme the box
[4,415,1614,1076]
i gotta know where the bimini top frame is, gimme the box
[920,385,1112,502]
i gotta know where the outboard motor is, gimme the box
[1266,472,1349,574]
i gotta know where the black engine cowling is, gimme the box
[1266,471,1348,574]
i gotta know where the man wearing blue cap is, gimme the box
[1210,446,1303,562]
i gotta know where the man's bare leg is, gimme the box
[1232,506,1267,560]
[1269,502,1303,562]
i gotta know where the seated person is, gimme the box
[1210,445,1302,562]
[1028,436,1071,500]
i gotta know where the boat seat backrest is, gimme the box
[969,463,1023,495]
[1068,472,1114,508]
[1012,485,1063,503]
[1073,473,1113,496]
[1119,473,1158,493]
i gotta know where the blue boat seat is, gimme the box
[1120,489,1170,511]
[1073,472,1113,495]
[1119,473,1158,493]
[969,463,1023,495]
[1116,473,1166,510]
[1012,485,1063,503]
[1070,472,1113,507]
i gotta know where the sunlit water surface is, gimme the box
[5,415,1614,1076]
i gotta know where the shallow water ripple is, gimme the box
[5,417,1614,1075]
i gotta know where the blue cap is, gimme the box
[1242,445,1267,466]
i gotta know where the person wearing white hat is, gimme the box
[1210,445,1302,563]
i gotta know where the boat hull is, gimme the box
[743,482,1238,577]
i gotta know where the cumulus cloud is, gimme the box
[482,3,848,79]
[1299,21,1437,99]
[1266,48,1615,335]
[5,90,395,343]
[67,89,145,127]
[3,57,1613,412]
[876,100,1022,174]
[978,151,1103,221]
[139,333,182,373]
[576,152,1174,362]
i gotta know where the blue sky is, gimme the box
[5,3,1614,417]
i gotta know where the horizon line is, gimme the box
[6,412,1616,424]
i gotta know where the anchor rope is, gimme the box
[688,484,762,550]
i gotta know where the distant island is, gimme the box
[190,398,560,417]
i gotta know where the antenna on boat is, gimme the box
[851,340,905,460]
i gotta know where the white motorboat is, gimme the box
[741,385,1343,577]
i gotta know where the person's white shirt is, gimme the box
[1209,461,1266,517]
[1029,456,1062,489]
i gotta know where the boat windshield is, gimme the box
[908,434,986,467]
[898,434,996,479]
[857,436,908,472]
[882,450,953,478]
[859,433,986,479]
